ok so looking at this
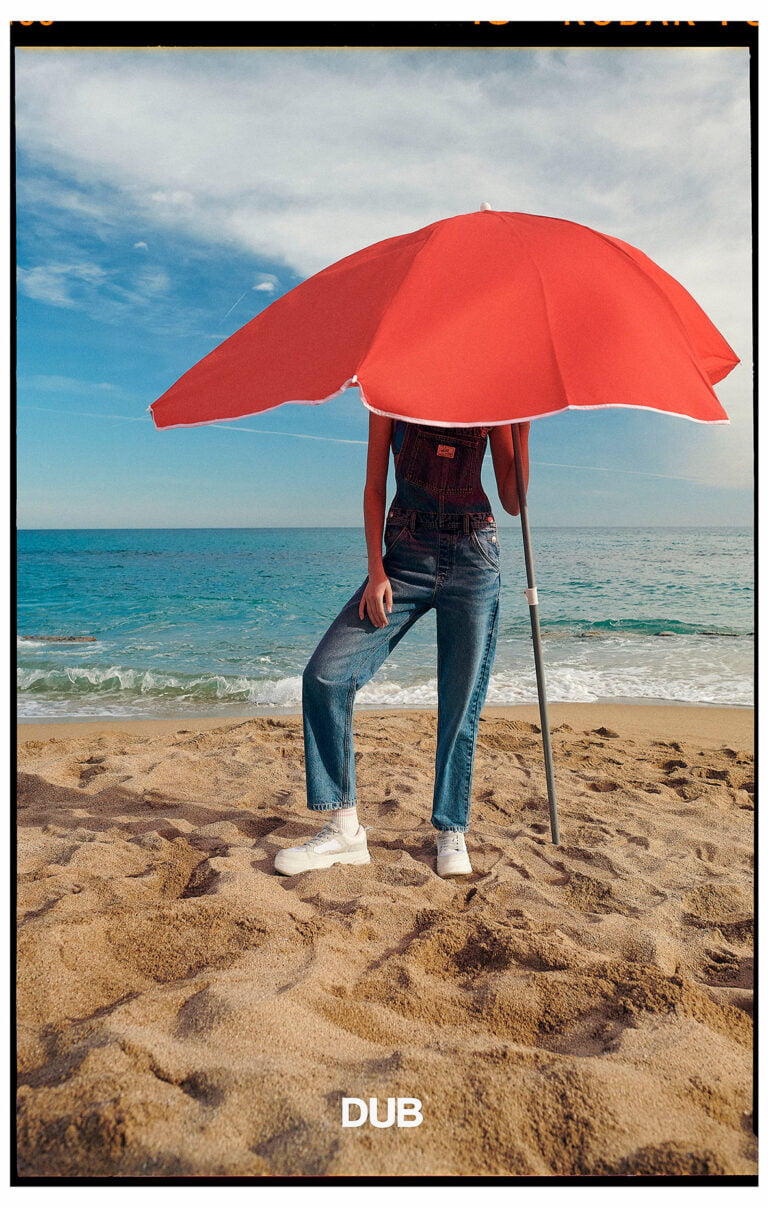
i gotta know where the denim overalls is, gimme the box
[302,419,501,832]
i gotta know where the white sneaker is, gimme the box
[436,830,472,877]
[274,821,370,876]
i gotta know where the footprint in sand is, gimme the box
[174,986,234,1039]
[665,777,703,801]
[682,882,753,944]
[719,748,752,764]
[694,842,720,864]
[517,844,570,886]
[615,830,650,850]
[701,946,748,988]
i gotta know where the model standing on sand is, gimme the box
[274,414,530,879]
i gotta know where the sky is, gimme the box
[15,39,753,528]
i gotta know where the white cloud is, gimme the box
[133,240,148,249]
[17,255,169,319]
[136,266,170,295]
[20,375,120,394]
[253,272,279,293]
[14,48,749,272]
[14,46,752,484]
[17,261,107,307]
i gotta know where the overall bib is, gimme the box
[302,420,501,832]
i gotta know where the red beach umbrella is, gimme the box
[148,207,739,845]
[148,207,738,431]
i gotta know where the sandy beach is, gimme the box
[16,703,755,1178]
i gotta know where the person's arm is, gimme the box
[489,422,531,516]
[359,411,394,628]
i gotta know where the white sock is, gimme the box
[333,806,360,836]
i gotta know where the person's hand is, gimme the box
[359,568,393,628]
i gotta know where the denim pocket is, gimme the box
[471,525,501,569]
[401,426,483,496]
[384,523,410,554]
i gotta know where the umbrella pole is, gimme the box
[511,423,561,845]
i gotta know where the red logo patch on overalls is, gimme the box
[436,444,455,458]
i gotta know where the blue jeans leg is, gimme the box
[431,535,501,832]
[302,570,433,811]
[302,522,500,830]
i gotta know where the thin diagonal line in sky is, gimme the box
[533,459,708,484]
[222,290,249,319]
[18,406,716,483]
[20,407,367,444]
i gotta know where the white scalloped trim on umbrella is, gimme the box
[355,377,731,427]
[146,376,360,431]
[147,370,731,430]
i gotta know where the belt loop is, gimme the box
[463,513,471,535]
[408,509,417,533]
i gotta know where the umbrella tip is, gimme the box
[480,201,493,211]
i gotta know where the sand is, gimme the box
[16,704,755,1178]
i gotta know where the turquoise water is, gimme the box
[17,527,753,721]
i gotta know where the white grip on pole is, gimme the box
[523,586,538,606]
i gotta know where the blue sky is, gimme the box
[15,45,752,528]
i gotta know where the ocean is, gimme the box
[17,527,753,722]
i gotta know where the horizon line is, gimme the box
[16,523,754,532]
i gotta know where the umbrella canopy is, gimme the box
[148,208,738,431]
